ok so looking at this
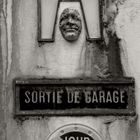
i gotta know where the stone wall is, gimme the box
[0,0,139,139]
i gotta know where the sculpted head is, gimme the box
[59,8,82,42]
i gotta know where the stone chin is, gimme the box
[61,30,80,42]
[59,8,82,42]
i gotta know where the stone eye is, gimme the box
[63,14,68,19]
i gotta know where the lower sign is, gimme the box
[47,124,103,140]
[14,78,135,116]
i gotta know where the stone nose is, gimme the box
[68,17,74,23]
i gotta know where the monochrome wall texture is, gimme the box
[0,0,140,140]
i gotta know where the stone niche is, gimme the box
[35,0,107,79]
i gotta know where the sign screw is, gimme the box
[88,131,92,134]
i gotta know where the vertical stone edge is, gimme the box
[0,0,8,139]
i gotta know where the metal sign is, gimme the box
[14,78,135,116]
[47,124,103,140]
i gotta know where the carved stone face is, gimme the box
[59,8,82,42]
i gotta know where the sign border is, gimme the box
[14,77,136,116]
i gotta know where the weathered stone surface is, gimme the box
[115,0,140,139]
[0,0,7,139]
[0,0,139,140]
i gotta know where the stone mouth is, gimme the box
[63,25,79,32]
[65,28,77,32]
